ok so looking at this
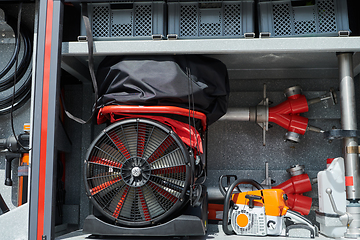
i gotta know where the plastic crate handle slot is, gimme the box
[198,2,222,9]
[110,3,134,10]
[291,0,315,7]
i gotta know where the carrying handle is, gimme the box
[219,175,241,197]
[198,2,222,9]
[245,194,263,209]
[291,0,315,7]
[111,3,134,10]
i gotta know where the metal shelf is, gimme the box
[61,37,360,80]
[62,37,360,55]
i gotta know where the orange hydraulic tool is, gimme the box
[222,179,318,238]
[231,189,289,236]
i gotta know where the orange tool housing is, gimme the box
[232,189,289,217]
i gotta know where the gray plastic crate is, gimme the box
[81,1,166,40]
[258,0,350,37]
[167,0,255,39]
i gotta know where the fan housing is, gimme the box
[84,118,191,227]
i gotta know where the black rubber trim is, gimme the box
[315,210,341,218]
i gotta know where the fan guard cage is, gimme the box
[84,118,191,227]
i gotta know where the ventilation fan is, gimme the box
[83,118,207,236]
[81,55,229,236]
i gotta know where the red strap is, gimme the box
[98,110,203,154]
[98,105,207,130]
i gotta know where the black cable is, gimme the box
[190,73,201,156]
[187,67,192,151]
[9,3,30,152]
[186,67,196,207]
[186,68,204,181]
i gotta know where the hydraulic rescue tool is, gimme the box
[222,178,318,238]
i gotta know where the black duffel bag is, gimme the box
[96,55,229,125]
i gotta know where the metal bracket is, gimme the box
[167,34,178,40]
[338,31,350,37]
[257,84,269,146]
[259,32,271,38]
[324,129,360,140]
[244,32,255,39]
[0,8,15,44]
[307,88,337,106]
[152,34,164,40]
[77,35,87,42]
[346,146,360,154]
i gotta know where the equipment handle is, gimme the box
[245,194,263,208]
[5,153,21,186]
[325,188,345,215]
[219,175,240,196]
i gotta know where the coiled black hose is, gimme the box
[0,73,31,115]
[0,13,32,115]
[0,29,20,79]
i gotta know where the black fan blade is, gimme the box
[147,136,175,164]
[95,143,126,164]
[149,148,183,167]
[142,184,166,216]
[137,187,151,221]
[147,181,178,204]
[137,122,147,158]
[151,165,186,175]
[107,131,131,159]
[89,156,123,169]
[150,175,184,193]
[90,176,122,195]
[112,185,130,218]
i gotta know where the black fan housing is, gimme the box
[84,118,191,227]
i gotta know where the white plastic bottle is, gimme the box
[317,157,347,238]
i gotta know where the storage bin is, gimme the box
[167,0,255,39]
[81,1,166,40]
[258,0,350,37]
